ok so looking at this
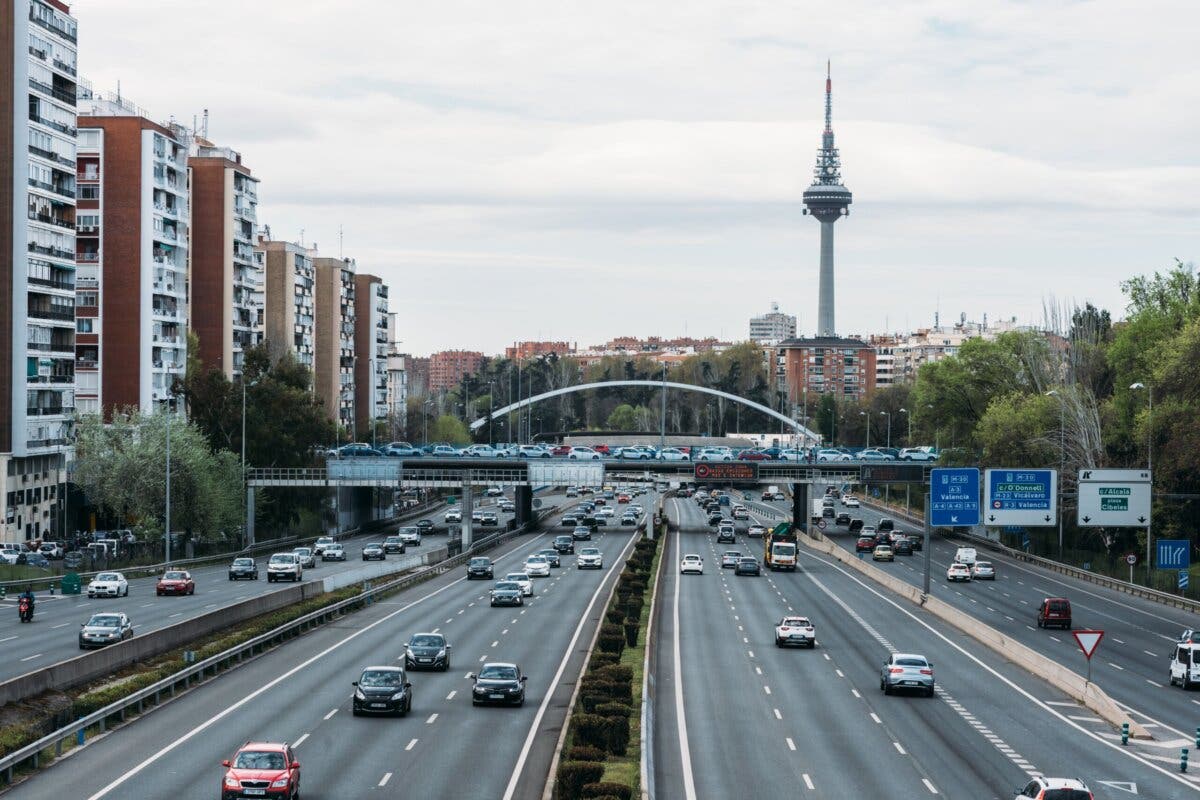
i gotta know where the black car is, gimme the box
[352,665,412,716]
[383,535,405,554]
[893,537,914,556]
[553,535,575,554]
[405,632,451,671]
[735,557,761,576]
[908,534,922,551]
[835,512,851,526]
[572,525,592,541]
[63,551,85,570]
[560,514,579,528]
[848,518,864,533]
[537,548,561,568]
[490,581,524,607]
[480,511,499,526]
[877,517,895,532]
[362,542,386,561]
[467,557,494,580]
[228,557,259,580]
[471,662,527,706]
[707,512,723,527]
[415,519,434,533]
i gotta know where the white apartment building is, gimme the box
[2,0,79,540]
[386,313,407,440]
[749,302,797,344]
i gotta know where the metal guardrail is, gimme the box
[0,503,558,783]
[857,497,1200,615]
[0,500,441,593]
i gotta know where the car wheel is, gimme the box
[1170,673,1177,686]
[352,707,361,717]
[775,637,782,647]
[123,586,129,597]
[926,686,936,697]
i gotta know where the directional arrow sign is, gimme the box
[1072,629,1104,660]
[984,469,1057,527]
[1077,469,1151,528]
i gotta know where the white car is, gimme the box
[946,562,972,582]
[463,444,502,458]
[313,536,335,556]
[842,495,860,508]
[817,449,851,462]
[899,447,938,462]
[322,543,347,561]
[657,447,690,461]
[778,449,806,462]
[524,555,551,577]
[445,508,462,523]
[504,571,534,596]
[694,448,733,462]
[597,507,615,518]
[680,554,704,574]
[567,446,601,460]
[747,524,766,538]
[577,548,603,569]
[0,546,22,565]
[954,547,977,566]
[774,615,816,648]
[731,506,749,520]
[399,528,422,546]
[87,571,129,598]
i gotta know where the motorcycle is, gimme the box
[17,597,33,623]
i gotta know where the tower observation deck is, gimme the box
[802,62,852,338]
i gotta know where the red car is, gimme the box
[550,445,572,456]
[737,450,772,461]
[855,536,875,553]
[156,569,195,596]
[617,493,631,503]
[593,444,611,455]
[222,742,301,799]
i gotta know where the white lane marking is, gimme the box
[140,603,153,608]
[764,686,771,695]
[0,635,15,643]
[51,622,68,629]
[502,629,509,635]
[923,778,939,794]
[1113,638,1126,644]
[426,713,438,724]
[445,619,453,624]
[492,641,499,648]
[1144,650,1157,657]
[773,708,782,720]
[851,689,861,698]
[479,655,488,662]
[870,712,882,724]
[755,666,762,675]
[380,772,393,786]
[822,653,830,661]
[1048,636,1060,642]
[464,672,474,679]
[405,739,418,751]
[168,613,183,618]
[323,708,338,720]
[803,774,815,790]
[446,691,456,701]
[431,628,440,634]
[292,733,309,747]
[19,653,41,662]
[83,531,552,800]
[894,741,906,755]
[786,737,796,751]
[835,669,844,678]
[747,650,754,658]
[1109,662,1124,670]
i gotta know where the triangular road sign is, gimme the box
[1073,629,1105,660]
[1096,781,1137,794]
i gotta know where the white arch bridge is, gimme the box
[469,380,820,441]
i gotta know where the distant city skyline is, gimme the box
[71,1,1198,354]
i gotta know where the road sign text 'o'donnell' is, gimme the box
[694,462,758,481]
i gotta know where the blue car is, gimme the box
[382,441,422,457]
[332,444,383,458]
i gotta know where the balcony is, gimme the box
[29,339,74,354]
[30,144,75,168]
[29,242,75,261]
[52,58,76,77]
[27,305,74,322]
[27,177,75,199]
[152,306,180,320]
[29,7,77,43]
[29,77,75,107]
[28,210,75,231]
[28,111,75,137]
[28,275,75,291]
[27,373,74,385]
[77,251,98,263]
[27,405,73,417]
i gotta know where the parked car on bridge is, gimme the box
[463,444,502,457]
[695,447,733,461]
[899,447,938,462]
[858,449,895,461]
[657,447,690,461]
[568,446,601,460]
[816,449,851,462]
[382,441,422,457]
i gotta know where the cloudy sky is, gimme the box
[71,0,1199,355]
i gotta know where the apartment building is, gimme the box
[406,355,429,398]
[258,236,314,370]
[313,256,355,431]
[385,313,407,440]
[776,336,877,403]
[75,89,191,416]
[188,138,261,380]
[428,350,483,392]
[1,0,79,540]
[748,302,797,344]
[505,341,574,360]
[353,273,388,438]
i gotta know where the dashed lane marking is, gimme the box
[380,772,393,786]
[803,774,815,790]
[894,742,906,755]
[786,737,796,751]
[923,778,939,794]
[773,708,782,720]
[405,739,418,751]
[293,733,309,747]
[426,713,438,724]
[324,708,338,720]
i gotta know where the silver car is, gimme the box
[881,653,935,697]
[79,612,133,649]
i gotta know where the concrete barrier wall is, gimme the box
[0,582,324,707]
[797,532,1151,738]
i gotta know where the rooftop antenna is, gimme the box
[299,227,305,246]
[202,108,209,139]
[338,225,344,259]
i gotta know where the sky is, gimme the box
[70,0,1200,355]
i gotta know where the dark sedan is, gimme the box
[707,512,723,527]
[735,557,761,576]
[415,519,434,533]
[553,535,575,554]
[228,557,259,581]
[620,514,638,527]
[470,662,527,706]
[362,542,386,561]
[537,549,561,568]
[405,632,451,671]
[467,557,494,580]
[352,665,412,716]
[835,512,851,526]
[383,535,405,554]
[571,525,593,541]
[893,537,914,556]
[490,581,524,606]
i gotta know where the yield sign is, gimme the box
[1073,630,1104,660]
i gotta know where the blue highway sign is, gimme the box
[930,468,981,527]
[1157,539,1190,571]
[984,469,1057,527]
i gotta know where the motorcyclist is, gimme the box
[18,588,34,620]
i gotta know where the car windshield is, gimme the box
[163,571,186,580]
[896,658,927,667]
[724,552,742,558]
[269,555,293,564]
[233,559,254,566]
[975,562,992,569]
[581,549,600,555]
[410,635,444,648]
[365,543,382,549]
[401,527,418,535]
[234,751,286,770]
[316,538,332,545]
[470,558,491,566]
[505,573,528,581]
[386,536,400,542]
[95,573,119,581]
[479,665,518,680]
[783,618,810,627]
[556,537,571,543]
[359,669,403,687]
[494,582,519,591]
[87,615,121,627]
[739,558,756,564]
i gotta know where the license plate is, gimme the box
[418,658,431,663]
[790,635,806,641]
[243,790,266,797]
[371,703,387,708]
[905,680,919,686]
[490,693,504,699]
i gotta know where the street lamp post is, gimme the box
[659,363,667,452]
[881,411,891,450]
[1046,390,1065,558]
[241,378,259,547]
[1130,382,1153,580]
[164,395,173,564]
[859,411,869,449]
[899,407,911,513]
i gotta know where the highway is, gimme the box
[0,495,538,684]
[6,493,656,800]
[742,491,1200,747]
[652,493,1199,798]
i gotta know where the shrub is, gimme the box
[578,692,609,713]
[599,622,623,639]
[605,712,631,754]
[556,760,606,800]
[597,634,625,654]
[624,622,640,647]
[594,701,631,719]
[581,678,630,702]
[582,783,634,800]
[587,651,620,669]
[572,714,611,750]
[605,608,625,625]
[567,744,607,763]
[590,664,633,684]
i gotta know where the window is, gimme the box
[75,318,92,332]
[79,185,97,199]
[77,291,97,307]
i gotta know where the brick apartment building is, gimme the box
[428,350,483,392]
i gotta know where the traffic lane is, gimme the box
[650,503,689,800]
[789,546,1199,799]
[820,506,1200,737]
[4,524,608,800]
[0,535,456,681]
[673,529,929,798]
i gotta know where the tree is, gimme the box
[73,411,242,543]
[606,404,638,430]
[430,415,471,444]
[974,392,1058,467]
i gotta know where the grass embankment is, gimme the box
[552,526,664,800]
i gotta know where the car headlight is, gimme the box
[224,775,240,788]
[391,691,407,701]
[354,689,365,700]
[437,649,447,658]
[271,777,290,788]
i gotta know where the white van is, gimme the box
[954,547,977,566]
[1169,643,1200,689]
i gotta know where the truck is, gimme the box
[764,523,798,571]
[764,485,781,501]
[811,499,825,526]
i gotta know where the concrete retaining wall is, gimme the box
[797,531,1151,739]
